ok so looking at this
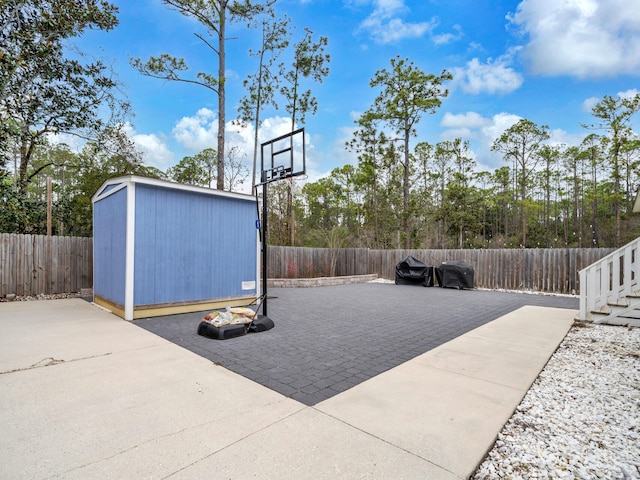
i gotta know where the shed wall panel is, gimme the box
[133,184,257,306]
[93,188,127,305]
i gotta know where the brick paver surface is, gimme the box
[135,284,578,406]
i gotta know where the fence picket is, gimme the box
[267,246,614,294]
[1,234,615,297]
[0,234,93,297]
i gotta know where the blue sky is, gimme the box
[73,0,640,185]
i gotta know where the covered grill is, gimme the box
[395,256,434,287]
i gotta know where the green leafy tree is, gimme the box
[347,116,389,247]
[537,144,561,231]
[441,139,476,248]
[237,15,290,188]
[620,139,640,211]
[300,177,341,238]
[580,133,604,247]
[490,166,514,245]
[421,140,454,248]
[0,0,125,194]
[412,141,439,247]
[492,119,549,247]
[276,27,330,245]
[223,144,250,191]
[585,93,640,246]
[0,172,46,233]
[279,28,330,130]
[65,126,162,236]
[131,0,274,191]
[362,56,452,248]
[168,148,217,187]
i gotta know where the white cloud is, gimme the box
[219,115,322,189]
[582,96,600,113]
[482,112,524,142]
[441,111,491,129]
[132,132,175,169]
[47,125,175,170]
[46,132,85,152]
[172,108,218,152]
[440,111,523,170]
[433,24,464,46]
[440,112,492,141]
[582,89,640,113]
[547,128,584,148]
[452,51,524,95]
[508,0,640,78]
[120,123,175,169]
[618,88,640,100]
[358,0,437,44]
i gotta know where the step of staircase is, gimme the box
[591,295,640,327]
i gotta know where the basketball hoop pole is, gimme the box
[261,179,269,316]
[258,127,306,318]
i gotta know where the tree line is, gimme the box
[270,88,640,250]
[1,0,328,236]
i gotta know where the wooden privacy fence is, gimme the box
[268,246,614,295]
[1,234,613,297]
[0,234,93,297]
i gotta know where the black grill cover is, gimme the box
[435,261,474,289]
[395,256,434,287]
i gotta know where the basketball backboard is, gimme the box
[260,128,306,184]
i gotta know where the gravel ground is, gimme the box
[0,292,85,302]
[473,322,640,480]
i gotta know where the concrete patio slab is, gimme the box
[0,299,162,373]
[0,300,302,480]
[315,306,576,479]
[0,295,576,479]
[169,408,458,480]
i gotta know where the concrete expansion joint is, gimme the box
[464,333,558,352]
[0,353,112,375]
[160,407,307,479]
[426,362,526,393]
[309,407,458,477]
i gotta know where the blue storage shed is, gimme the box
[92,176,259,320]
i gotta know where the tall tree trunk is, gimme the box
[402,135,410,249]
[216,4,226,190]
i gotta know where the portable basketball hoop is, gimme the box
[256,128,306,317]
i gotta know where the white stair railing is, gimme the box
[578,237,639,321]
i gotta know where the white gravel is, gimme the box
[1,292,85,302]
[473,322,640,480]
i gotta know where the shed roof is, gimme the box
[92,175,257,204]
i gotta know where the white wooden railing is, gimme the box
[578,237,639,320]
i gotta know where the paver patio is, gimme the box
[135,283,578,405]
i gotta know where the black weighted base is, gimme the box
[197,322,247,340]
[197,315,274,340]
[249,315,274,332]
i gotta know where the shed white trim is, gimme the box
[92,175,256,203]
[124,182,136,321]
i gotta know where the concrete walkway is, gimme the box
[0,298,575,479]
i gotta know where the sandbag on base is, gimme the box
[197,314,274,340]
